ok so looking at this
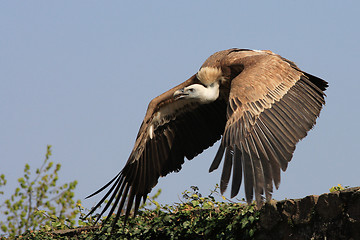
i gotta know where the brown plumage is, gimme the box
[85,48,328,227]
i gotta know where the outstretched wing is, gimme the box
[85,75,227,226]
[209,52,328,204]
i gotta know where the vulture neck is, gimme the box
[197,82,220,103]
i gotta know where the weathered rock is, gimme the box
[347,189,360,222]
[278,198,297,219]
[315,191,342,220]
[255,187,360,240]
[293,195,318,224]
[259,201,281,230]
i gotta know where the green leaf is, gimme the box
[183,221,190,228]
[241,218,249,228]
[191,200,200,207]
[249,228,255,237]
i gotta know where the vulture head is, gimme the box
[173,67,224,103]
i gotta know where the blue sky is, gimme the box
[1,1,359,220]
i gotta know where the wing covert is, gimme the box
[211,53,327,205]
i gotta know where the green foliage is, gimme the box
[18,185,260,240]
[329,184,349,193]
[0,145,261,239]
[0,145,81,238]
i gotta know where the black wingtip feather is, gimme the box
[209,143,225,172]
[100,181,128,226]
[83,175,123,221]
[304,72,328,92]
[220,147,233,194]
[85,173,121,199]
[230,146,242,198]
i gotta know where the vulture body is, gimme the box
[86,48,328,225]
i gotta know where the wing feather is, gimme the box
[220,146,233,194]
[210,51,327,204]
[242,142,254,203]
[209,142,225,172]
[260,110,295,156]
[230,146,242,197]
[85,88,227,227]
[133,195,142,217]
[250,124,269,160]
[254,120,282,188]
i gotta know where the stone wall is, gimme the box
[255,187,360,240]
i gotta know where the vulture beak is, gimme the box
[173,88,188,100]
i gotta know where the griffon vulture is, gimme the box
[85,48,328,225]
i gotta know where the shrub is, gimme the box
[0,145,81,238]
